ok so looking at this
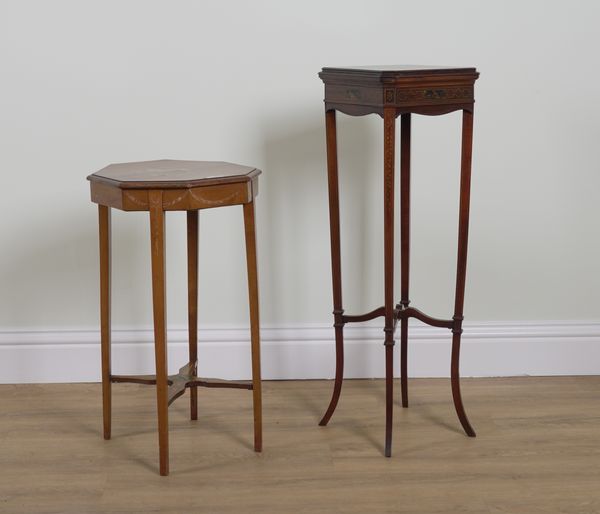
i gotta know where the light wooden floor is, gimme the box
[1,377,599,513]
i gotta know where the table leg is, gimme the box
[320,109,345,427]
[98,205,112,440]
[451,110,476,438]
[400,113,411,409]
[187,210,199,421]
[243,201,262,452]
[383,107,396,457]
[149,191,170,475]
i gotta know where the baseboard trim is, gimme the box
[1,321,599,383]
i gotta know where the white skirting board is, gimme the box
[1,321,600,384]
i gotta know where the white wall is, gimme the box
[1,0,599,381]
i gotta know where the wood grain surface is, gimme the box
[0,377,598,513]
[89,160,260,189]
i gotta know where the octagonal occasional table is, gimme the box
[88,160,262,475]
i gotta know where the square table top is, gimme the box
[319,65,479,116]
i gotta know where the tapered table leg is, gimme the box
[99,205,112,440]
[149,191,170,475]
[451,110,476,438]
[243,201,262,452]
[399,113,411,409]
[320,109,345,427]
[187,210,199,421]
[383,107,396,457]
